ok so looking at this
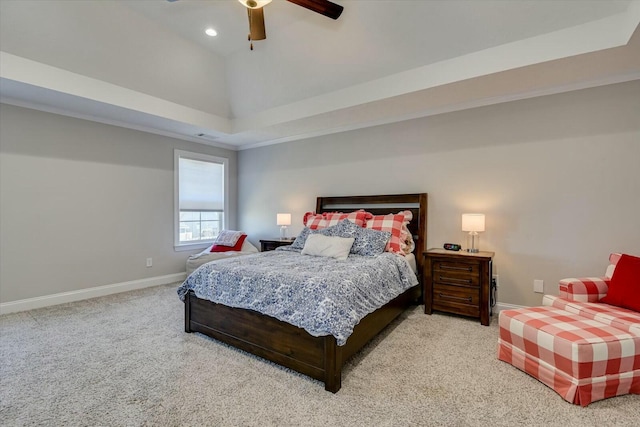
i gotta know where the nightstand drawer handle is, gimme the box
[440,265,472,272]
[439,276,472,285]
[439,293,472,303]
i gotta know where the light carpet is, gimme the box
[1,284,638,426]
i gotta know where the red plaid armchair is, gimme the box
[498,253,640,406]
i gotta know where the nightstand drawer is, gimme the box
[432,271,480,287]
[433,260,480,276]
[433,283,479,305]
[433,284,480,316]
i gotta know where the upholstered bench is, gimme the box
[499,305,640,406]
[498,253,640,406]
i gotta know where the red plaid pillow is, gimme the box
[365,213,407,255]
[610,253,622,265]
[303,210,372,229]
[303,212,326,229]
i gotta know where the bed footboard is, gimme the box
[184,284,419,392]
[185,290,341,391]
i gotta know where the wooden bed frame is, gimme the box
[184,193,428,392]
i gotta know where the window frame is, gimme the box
[174,150,229,251]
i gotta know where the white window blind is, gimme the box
[178,158,224,212]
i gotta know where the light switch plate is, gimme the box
[534,279,544,293]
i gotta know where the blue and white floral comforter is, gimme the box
[177,248,418,345]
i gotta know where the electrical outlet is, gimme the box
[146,258,153,268]
[534,279,544,293]
[493,274,499,288]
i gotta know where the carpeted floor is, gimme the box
[1,284,638,426]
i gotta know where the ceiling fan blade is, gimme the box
[286,0,343,20]
[248,7,266,40]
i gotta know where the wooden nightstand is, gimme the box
[424,248,494,326]
[259,238,296,252]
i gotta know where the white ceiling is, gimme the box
[1,0,639,150]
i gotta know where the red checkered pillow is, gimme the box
[365,212,408,255]
[303,210,372,229]
[303,212,326,229]
[606,252,623,279]
[609,253,623,265]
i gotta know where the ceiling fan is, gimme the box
[169,0,344,50]
[240,1,344,47]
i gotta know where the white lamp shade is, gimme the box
[237,0,272,9]
[277,213,291,226]
[462,213,485,232]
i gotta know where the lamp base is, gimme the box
[466,231,480,253]
[280,226,288,240]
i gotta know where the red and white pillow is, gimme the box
[605,252,623,278]
[303,210,372,229]
[301,209,414,256]
[365,211,412,255]
[211,231,247,252]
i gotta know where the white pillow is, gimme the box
[301,234,354,261]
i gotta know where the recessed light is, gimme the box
[205,28,218,37]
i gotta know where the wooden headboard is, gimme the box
[316,193,428,273]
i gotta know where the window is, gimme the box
[174,150,228,248]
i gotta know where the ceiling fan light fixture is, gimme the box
[238,0,272,9]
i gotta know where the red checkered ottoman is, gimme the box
[498,306,640,406]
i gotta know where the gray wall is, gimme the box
[0,104,237,303]
[2,81,638,308]
[238,80,640,308]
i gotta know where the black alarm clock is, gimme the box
[443,243,461,251]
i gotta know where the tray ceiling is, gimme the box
[1,0,639,150]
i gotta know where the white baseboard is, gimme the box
[494,302,528,314]
[2,281,531,316]
[0,272,187,315]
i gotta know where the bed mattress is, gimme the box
[178,248,418,345]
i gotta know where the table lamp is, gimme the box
[277,213,291,240]
[462,213,485,253]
